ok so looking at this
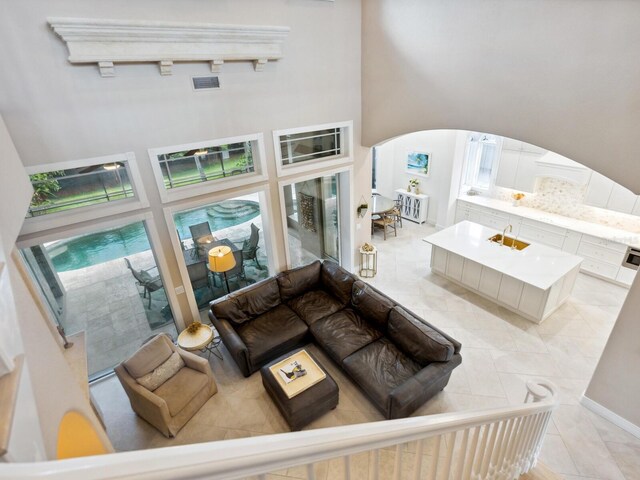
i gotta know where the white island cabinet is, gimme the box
[424,221,583,324]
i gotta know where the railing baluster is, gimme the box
[344,454,351,480]
[369,449,379,480]
[392,444,402,480]
[455,428,470,478]
[412,439,424,480]
[472,423,490,477]
[442,431,457,479]
[480,421,500,477]
[462,426,480,479]
[428,435,442,480]
[494,417,515,475]
[521,414,541,467]
[306,462,315,480]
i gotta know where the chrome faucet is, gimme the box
[501,224,513,246]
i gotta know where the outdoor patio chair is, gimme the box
[237,223,263,270]
[124,258,164,309]
[189,222,215,257]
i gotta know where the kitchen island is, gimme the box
[423,221,583,323]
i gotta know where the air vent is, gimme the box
[192,76,220,90]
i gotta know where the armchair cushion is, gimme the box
[350,281,395,331]
[287,289,344,326]
[213,277,281,325]
[276,260,321,302]
[388,307,454,364]
[136,351,185,391]
[236,304,309,367]
[123,335,173,378]
[310,308,382,363]
[153,367,210,416]
[321,261,356,305]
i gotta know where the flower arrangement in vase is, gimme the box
[511,192,525,206]
[408,178,420,194]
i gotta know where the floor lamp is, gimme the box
[208,245,236,293]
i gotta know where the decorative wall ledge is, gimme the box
[47,17,290,77]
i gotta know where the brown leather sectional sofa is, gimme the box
[209,260,462,419]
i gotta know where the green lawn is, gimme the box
[163,153,254,189]
[28,186,134,217]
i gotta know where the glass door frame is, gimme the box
[278,165,354,271]
[162,183,278,321]
[15,211,184,330]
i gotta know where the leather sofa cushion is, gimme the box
[277,260,321,302]
[310,308,383,363]
[342,338,422,412]
[236,304,309,366]
[213,277,281,325]
[350,281,395,331]
[154,367,209,416]
[136,351,185,391]
[123,334,173,378]
[388,307,454,364]
[288,289,344,326]
[321,261,356,305]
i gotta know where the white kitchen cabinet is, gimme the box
[616,266,637,285]
[518,220,566,249]
[585,171,614,208]
[495,149,520,189]
[454,202,471,223]
[498,275,524,309]
[431,246,447,274]
[446,252,464,281]
[479,266,502,299]
[513,152,539,193]
[607,183,637,214]
[519,284,546,319]
[461,259,482,290]
[562,230,582,254]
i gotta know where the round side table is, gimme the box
[177,324,223,361]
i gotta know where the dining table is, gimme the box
[371,195,396,215]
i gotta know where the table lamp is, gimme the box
[208,245,236,293]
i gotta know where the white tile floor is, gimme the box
[91,220,640,480]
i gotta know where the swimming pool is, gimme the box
[47,200,261,272]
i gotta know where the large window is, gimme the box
[273,121,353,176]
[158,142,254,189]
[464,133,500,190]
[149,133,267,202]
[27,160,134,217]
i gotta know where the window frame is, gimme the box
[277,165,354,271]
[462,133,502,191]
[273,121,354,177]
[21,152,149,235]
[148,133,268,203]
[162,183,277,321]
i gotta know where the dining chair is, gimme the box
[372,213,397,240]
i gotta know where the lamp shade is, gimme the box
[208,245,236,273]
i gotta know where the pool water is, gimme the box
[48,200,261,272]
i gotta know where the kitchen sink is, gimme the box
[488,234,530,250]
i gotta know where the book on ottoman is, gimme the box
[269,350,326,399]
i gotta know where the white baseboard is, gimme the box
[580,394,640,439]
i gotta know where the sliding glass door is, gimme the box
[20,221,176,379]
[283,173,341,268]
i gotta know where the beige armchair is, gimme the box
[115,334,217,438]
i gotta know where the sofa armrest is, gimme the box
[387,353,462,419]
[208,310,251,377]
[114,364,173,436]
[177,348,212,376]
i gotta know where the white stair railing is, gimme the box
[0,380,558,480]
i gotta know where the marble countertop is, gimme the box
[423,221,584,290]
[458,195,640,248]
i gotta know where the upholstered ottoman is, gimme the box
[260,350,339,431]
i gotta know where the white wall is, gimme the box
[0,0,364,325]
[375,130,465,227]
[362,0,640,194]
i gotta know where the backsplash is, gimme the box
[493,177,640,234]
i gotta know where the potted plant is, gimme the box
[357,201,369,218]
[408,178,420,194]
